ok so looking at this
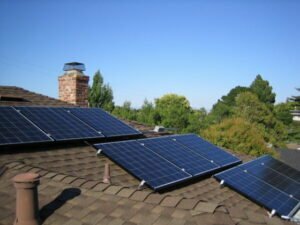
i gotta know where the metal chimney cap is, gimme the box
[63,62,85,72]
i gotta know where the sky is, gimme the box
[0,0,299,110]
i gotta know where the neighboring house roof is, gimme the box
[0,86,297,225]
[0,86,74,107]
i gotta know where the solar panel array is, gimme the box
[67,107,141,137]
[0,106,141,146]
[0,107,52,145]
[214,155,300,219]
[95,134,241,190]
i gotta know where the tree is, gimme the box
[155,94,191,132]
[289,88,300,107]
[207,86,249,124]
[274,102,293,126]
[250,74,276,105]
[88,70,114,112]
[183,108,207,133]
[234,92,287,146]
[113,101,137,121]
[137,99,158,125]
[202,118,276,156]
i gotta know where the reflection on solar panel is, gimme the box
[139,137,219,176]
[16,107,103,141]
[173,134,241,167]
[95,140,191,190]
[0,107,52,145]
[67,107,141,137]
[94,134,241,190]
[215,156,300,219]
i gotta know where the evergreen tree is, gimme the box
[250,74,276,105]
[88,70,114,112]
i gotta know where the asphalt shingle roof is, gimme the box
[0,86,297,225]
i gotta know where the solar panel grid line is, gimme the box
[68,107,141,137]
[215,167,299,218]
[238,156,300,201]
[96,140,192,190]
[256,155,300,184]
[13,107,54,141]
[215,157,300,199]
[99,108,142,135]
[62,108,102,134]
[138,137,220,177]
[171,134,241,167]
[16,107,103,141]
[0,107,53,145]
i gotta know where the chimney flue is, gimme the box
[58,62,89,107]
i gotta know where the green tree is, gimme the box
[137,99,158,125]
[234,92,287,146]
[183,108,207,133]
[274,102,293,126]
[207,86,249,124]
[113,101,137,121]
[289,88,300,107]
[250,74,276,105]
[155,94,191,132]
[202,118,276,156]
[88,70,114,112]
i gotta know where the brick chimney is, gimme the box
[58,62,89,107]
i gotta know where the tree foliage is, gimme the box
[234,92,287,146]
[137,99,158,125]
[250,74,276,105]
[202,118,276,156]
[88,70,114,112]
[113,101,138,121]
[155,94,191,132]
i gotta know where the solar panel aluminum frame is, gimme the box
[170,133,242,168]
[96,139,192,191]
[66,107,142,138]
[214,157,300,220]
[137,137,221,178]
[15,106,104,142]
[0,107,54,146]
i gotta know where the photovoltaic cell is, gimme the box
[95,140,191,190]
[239,156,300,201]
[172,134,241,167]
[215,156,300,219]
[139,137,219,176]
[16,107,103,141]
[94,134,241,190]
[67,107,141,137]
[215,167,299,218]
[0,107,52,145]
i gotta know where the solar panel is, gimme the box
[95,140,191,190]
[138,137,219,176]
[238,156,300,201]
[0,107,52,145]
[94,134,241,190]
[172,134,241,167]
[16,107,104,141]
[67,107,141,137]
[215,156,300,219]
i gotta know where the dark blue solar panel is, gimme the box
[138,137,219,176]
[215,156,300,219]
[0,107,52,145]
[67,107,141,137]
[215,166,299,218]
[16,107,103,141]
[248,155,300,183]
[95,140,191,190]
[172,134,241,167]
